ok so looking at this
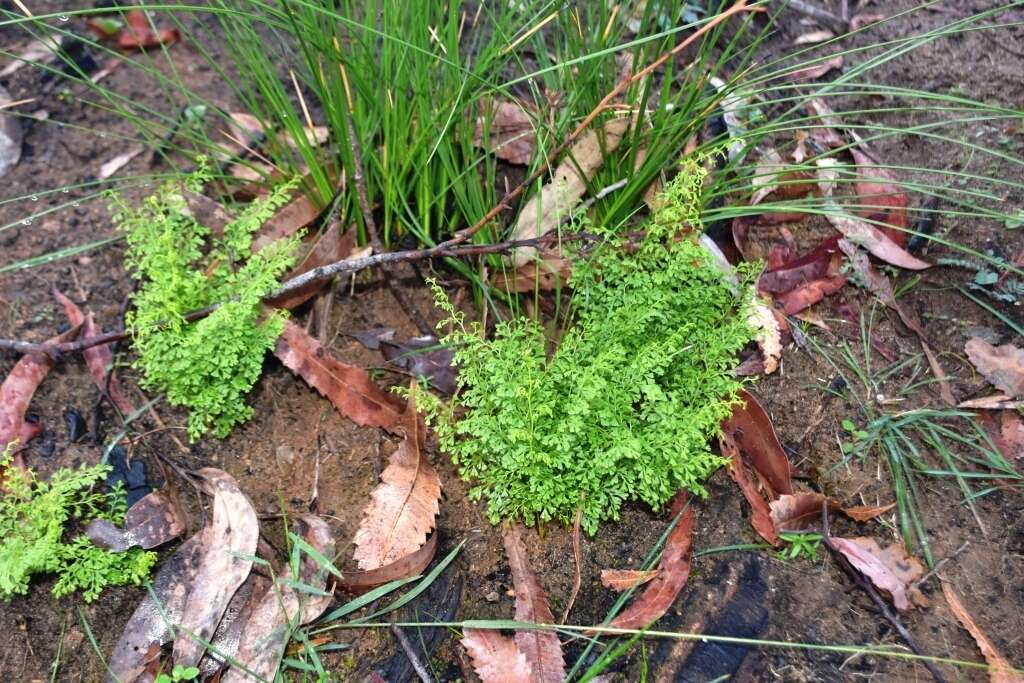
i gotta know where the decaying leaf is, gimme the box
[86,490,185,551]
[199,574,271,679]
[493,256,573,294]
[221,515,336,683]
[777,274,848,315]
[251,194,321,253]
[0,36,61,78]
[265,226,358,310]
[381,336,458,395]
[53,289,135,415]
[600,569,661,593]
[829,536,926,611]
[462,629,535,683]
[511,117,631,265]
[851,148,909,238]
[339,532,438,595]
[785,55,843,82]
[0,84,24,179]
[747,299,782,375]
[473,99,537,165]
[275,320,406,430]
[352,390,441,570]
[722,432,779,546]
[942,582,1024,683]
[108,533,207,682]
[769,492,894,532]
[722,390,793,497]
[609,494,695,629]
[965,338,1024,399]
[503,524,567,683]
[1,326,79,460]
[173,469,259,668]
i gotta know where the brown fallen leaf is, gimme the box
[462,629,535,683]
[747,299,782,375]
[53,289,135,416]
[274,320,405,430]
[829,536,926,611]
[86,490,185,551]
[118,9,180,52]
[600,569,660,593]
[959,395,1024,411]
[199,574,272,679]
[108,533,207,682]
[493,256,574,294]
[777,274,848,315]
[511,117,631,265]
[221,515,336,683]
[503,524,567,683]
[173,469,259,668]
[473,99,537,165]
[999,411,1024,460]
[804,98,845,149]
[722,432,779,546]
[609,493,695,629]
[769,492,895,532]
[338,532,438,595]
[251,194,321,253]
[942,582,1024,683]
[1,326,79,462]
[965,338,1024,399]
[851,148,909,241]
[721,390,793,497]
[265,226,358,310]
[352,389,440,570]
[785,55,843,82]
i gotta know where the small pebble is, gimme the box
[484,591,499,603]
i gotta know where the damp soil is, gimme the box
[1,1,1023,681]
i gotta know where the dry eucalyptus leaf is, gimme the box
[829,536,926,611]
[473,99,537,165]
[86,490,185,551]
[965,338,1024,399]
[600,569,660,593]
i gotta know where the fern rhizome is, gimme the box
[424,165,758,534]
[112,164,300,440]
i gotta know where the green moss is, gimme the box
[112,162,301,440]
[424,163,757,534]
[0,446,156,602]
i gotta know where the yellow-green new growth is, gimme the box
[423,165,758,534]
[113,163,302,439]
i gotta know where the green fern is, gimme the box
[112,162,301,439]
[423,164,758,534]
[0,445,156,602]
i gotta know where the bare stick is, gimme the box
[786,0,849,34]
[389,624,433,683]
[821,504,947,683]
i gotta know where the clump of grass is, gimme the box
[422,166,758,534]
[114,162,300,439]
[0,444,156,601]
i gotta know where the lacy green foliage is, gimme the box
[114,163,301,439]
[423,165,757,534]
[0,446,156,602]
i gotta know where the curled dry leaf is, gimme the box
[1,326,79,460]
[609,493,695,629]
[600,569,660,593]
[339,532,438,595]
[959,395,1024,411]
[942,582,1024,683]
[722,390,793,497]
[221,515,336,683]
[462,629,535,683]
[503,524,567,683]
[274,320,406,430]
[53,289,135,415]
[965,338,1024,399]
[511,117,631,266]
[829,536,926,611]
[352,390,441,570]
[107,533,206,682]
[785,55,843,82]
[86,490,185,551]
[722,432,778,546]
[473,99,537,165]
[173,469,259,668]
[769,492,894,532]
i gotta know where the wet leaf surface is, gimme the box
[722,431,779,546]
[829,536,926,611]
[86,490,185,551]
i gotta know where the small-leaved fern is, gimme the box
[113,162,301,439]
[423,162,757,534]
[0,444,156,601]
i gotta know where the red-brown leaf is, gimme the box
[851,148,908,241]
[965,338,1024,399]
[352,390,441,570]
[600,569,660,593]
[722,390,793,497]
[503,524,567,683]
[173,469,259,668]
[776,275,848,315]
[722,433,779,546]
[942,582,1024,683]
[53,289,134,415]
[609,493,695,629]
[769,492,895,532]
[338,532,438,595]
[118,9,180,51]
[265,227,357,310]
[251,195,321,253]
[462,629,535,683]
[1,326,79,455]
[274,320,405,430]
[829,536,926,612]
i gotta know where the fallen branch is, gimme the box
[0,230,626,358]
